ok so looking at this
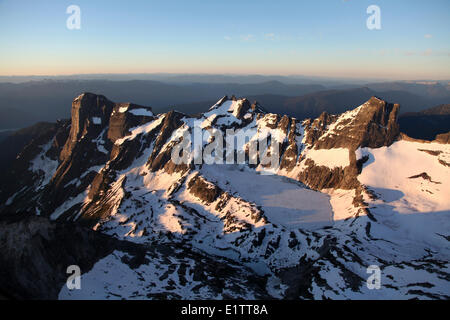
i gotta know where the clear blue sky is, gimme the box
[0,0,449,79]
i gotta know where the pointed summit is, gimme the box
[304,96,400,150]
[206,95,265,120]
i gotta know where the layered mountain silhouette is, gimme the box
[399,104,450,140]
[0,80,449,130]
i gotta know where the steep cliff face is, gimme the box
[0,120,70,215]
[60,93,113,161]
[295,97,400,190]
[305,96,400,150]
[1,93,448,300]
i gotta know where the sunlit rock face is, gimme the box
[0,94,449,300]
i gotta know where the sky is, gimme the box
[0,0,449,80]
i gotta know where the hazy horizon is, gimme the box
[1,0,449,79]
[0,72,449,85]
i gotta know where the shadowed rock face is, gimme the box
[108,103,154,143]
[188,173,222,203]
[21,94,154,220]
[148,110,185,173]
[435,132,450,144]
[60,93,114,162]
[359,97,400,148]
[0,216,118,299]
[0,216,269,300]
[297,97,400,190]
[305,96,400,151]
[0,120,70,216]
[0,122,69,176]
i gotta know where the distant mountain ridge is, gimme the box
[399,104,450,140]
[409,103,450,115]
[178,87,443,121]
[0,79,449,130]
[366,81,450,99]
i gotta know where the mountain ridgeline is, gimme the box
[0,93,449,300]
[0,93,400,220]
[0,79,448,130]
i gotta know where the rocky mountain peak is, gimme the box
[206,95,265,121]
[304,96,400,151]
[108,102,154,143]
[60,93,114,161]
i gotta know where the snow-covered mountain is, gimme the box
[0,93,449,299]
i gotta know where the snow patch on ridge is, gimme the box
[115,116,163,145]
[29,141,59,190]
[129,108,153,117]
[303,147,350,168]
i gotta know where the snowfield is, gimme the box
[302,147,350,169]
[357,140,450,213]
[200,165,334,230]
